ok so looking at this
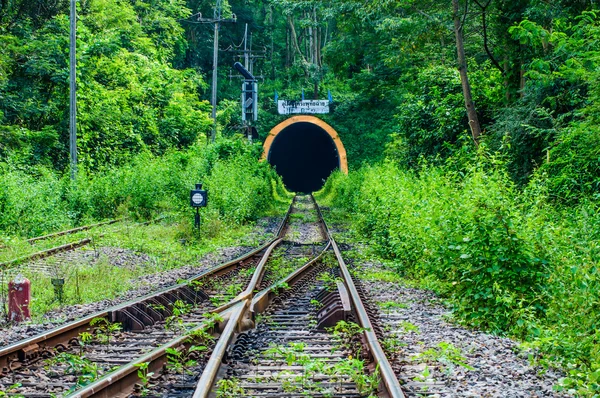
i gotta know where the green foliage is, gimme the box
[378,300,408,314]
[262,341,378,395]
[216,378,245,397]
[385,65,466,167]
[165,300,192,331]
[90,317,122,346]
[134,362,154,396]
[46,352,100,390]
[544,124,600,202]
[317,271,342,292]
[166,344,207,381]
[326,163,548,334]
[205,145,277,224]
[325,161,600,394]
[328,320,368,355]
[0,383,22,398]
[412,342,474,371]
[0,0,209,170]
[0,140,283,237]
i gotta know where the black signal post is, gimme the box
[190,183,208,229]
[233,62,258,142]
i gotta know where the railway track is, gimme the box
[0,217,163,276]
[184,196,404,398]
[0,195,405,398]
[0,199,298,396]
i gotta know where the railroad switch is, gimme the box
[315,280,351,329]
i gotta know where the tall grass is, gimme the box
[320,162,600,394]
[0,139,284,237]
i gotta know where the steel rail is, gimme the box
[2,217,169,272]
[0,197,296,373]
[0,238,92,271]
[190,196,334,397]
[61,233,282,397]
[26,219,121,244]
[191,301,248,398]
[67,302,244,398]
[202,238,283,316]
[191,240,332,398]
[0,239,266,371]
[251,240,332,314]
[65,234,284,398]
[311,194,406,398]
[61,200,300,397]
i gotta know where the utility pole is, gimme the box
[210,4,220,143]
[244,24,249,72]
[69,0,77,179]
[226,25,266,80]
[195,0,236,143]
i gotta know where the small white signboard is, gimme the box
[277,100,330,115]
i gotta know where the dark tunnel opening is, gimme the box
[268,122,340,193]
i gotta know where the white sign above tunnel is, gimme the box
[277,100,330,115]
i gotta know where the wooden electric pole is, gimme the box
[69,0,77,179]
[194,0,236,143]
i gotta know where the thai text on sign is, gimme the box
[277,100,330,115]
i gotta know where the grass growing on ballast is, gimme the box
[0,138,293,322]
[0,213,281,322]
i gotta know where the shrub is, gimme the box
[325,163,547,334]
[0,139,282,237]
[324,160,600,392]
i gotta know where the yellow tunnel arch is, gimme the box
[262,115,348,174]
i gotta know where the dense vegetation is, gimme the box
[0,140,281,237]
[2,0,598,199]
[1,0,599,394]
[319,163,599,394]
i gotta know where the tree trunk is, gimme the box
[452,0,482,147]
[308,25,314,63]
[270,5,275,79]
[286,24,291,67]
[317,26,322,67]
[288,15,306,63]
[313,7,320,67]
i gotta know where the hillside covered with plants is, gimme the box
[1,0,599,394]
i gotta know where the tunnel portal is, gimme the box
[263,116,348,193]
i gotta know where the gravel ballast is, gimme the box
[357,263,568,397]
[0,216,282,347]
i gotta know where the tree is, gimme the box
[452,0,482,147]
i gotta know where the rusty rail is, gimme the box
[2,217,170,272]
[0,238,92,271]
[311,194,406,398]
[190,195,404,397]
[192,239,332,398]
[0,197,296,374]
[66,234,286,398]
[60,201,300,397]
[26,219,121,244]
[67,301,244,398]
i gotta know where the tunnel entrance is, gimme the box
[263,116,348,193]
